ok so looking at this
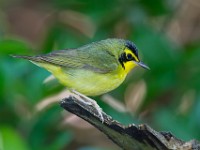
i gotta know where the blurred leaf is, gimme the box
[79,147,112,150]
[29,106,73,150]
[180,45,200,90]
[0,126,30,150]
[42,24,89,53]
[0,39,31,55]
[139,0,171,16]
[43,131,73,150]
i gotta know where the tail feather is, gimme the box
[11,54,60,72]
[11,55,45,63]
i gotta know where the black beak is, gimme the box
[134,61,150,70]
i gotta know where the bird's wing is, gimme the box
[38,49,119,73]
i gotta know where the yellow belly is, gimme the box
[34,59,137,96]
[56,68,127,96]
[36,63,128,96]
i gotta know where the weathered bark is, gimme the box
[60,94,200,150]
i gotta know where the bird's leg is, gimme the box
[70,89,104,123]
[71,90,92,105]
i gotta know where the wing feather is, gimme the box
[39,48,118,73]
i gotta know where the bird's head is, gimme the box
[118,40,149,73]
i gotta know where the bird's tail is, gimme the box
[11,55,45,63]
[11,54,61,74]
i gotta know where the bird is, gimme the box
[12,38,149,122]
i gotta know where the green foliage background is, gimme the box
[0,0,200,149]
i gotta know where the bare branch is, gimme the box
[60,94,200,150]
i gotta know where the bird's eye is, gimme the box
[126,53,133,60]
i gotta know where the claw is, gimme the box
[70,89,104,123]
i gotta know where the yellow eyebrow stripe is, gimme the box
[124,48,139,62]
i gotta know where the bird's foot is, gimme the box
[70,90,104,123]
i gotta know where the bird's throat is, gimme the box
[123,61,137,74]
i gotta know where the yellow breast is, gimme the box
[122,61,137,74]
[34,61,137,96]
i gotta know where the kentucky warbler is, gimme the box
[13,38,149,122]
